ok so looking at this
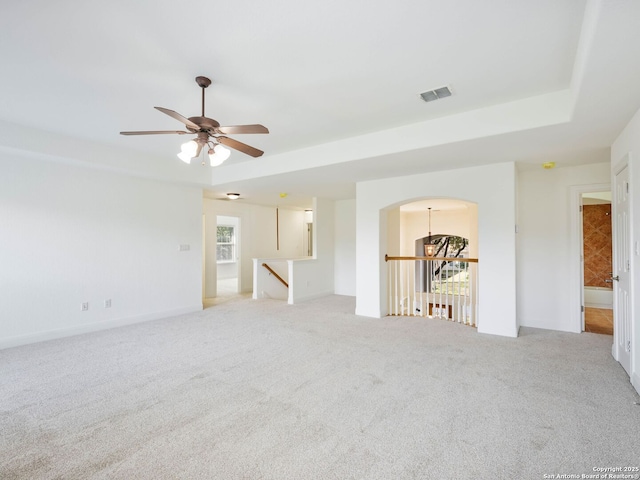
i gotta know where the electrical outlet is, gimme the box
[81,302,89,311]
[105,299,112,308]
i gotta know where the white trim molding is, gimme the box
[569,182,611,334]
[0,305,203,350]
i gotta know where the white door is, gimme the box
[613,164,631,376]
[579,199,585,332]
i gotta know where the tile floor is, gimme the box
[584,307,613,335]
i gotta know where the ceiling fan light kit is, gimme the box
[208,144,231,166]
[120,76,269,165]
[178,140,199,163]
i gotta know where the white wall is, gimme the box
[334,199,356,296]
[517,162,610,333]
[611,106,640,393]
[356,162,517,337]
[399,206,475,256]
[0,153,203,349]
[386,208,401,258]
[251,197,336,304]
[289,197,335,303]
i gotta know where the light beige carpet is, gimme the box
[1,295,639,479]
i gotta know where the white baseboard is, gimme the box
[0,304,203,350]
[477,324,518,338]
[632,372,640,396]
[288,290,334,305]
[354,307,382,319]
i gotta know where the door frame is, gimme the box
[216,215,241,296]
[569,182,611,334]
[611,156,632,369]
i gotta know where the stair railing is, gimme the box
[385,255,479,327]
[261,263,289,289]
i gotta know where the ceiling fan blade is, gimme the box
[217,136,264,158]
[154,107,200,130]
[217,124,269,135]
[120,130,190,135]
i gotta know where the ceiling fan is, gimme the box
[120,76,269,165]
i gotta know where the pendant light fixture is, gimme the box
[424,207,436,257]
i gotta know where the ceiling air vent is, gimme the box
[419,86,452,103]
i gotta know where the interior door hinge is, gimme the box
[579,205,583,212]
[581,305,584,313]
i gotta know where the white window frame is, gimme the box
[216,225,236,264]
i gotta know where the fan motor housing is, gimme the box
[188,116,220,132]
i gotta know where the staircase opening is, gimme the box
[386,198,478,325]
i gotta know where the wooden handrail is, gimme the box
[262,263,289,288]
[385,254,478,263]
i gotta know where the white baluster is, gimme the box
[420,260,424,317]
[394,260,398,316]
[438,260,443,319]
[407,258,411,316]
[388,260,392,317]
[400,260,405,316]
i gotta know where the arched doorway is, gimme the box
[386,198,479,324]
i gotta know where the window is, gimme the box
[216,225,236,262]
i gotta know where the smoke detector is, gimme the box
[419,86,452,103]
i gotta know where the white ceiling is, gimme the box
[2,0,640,208]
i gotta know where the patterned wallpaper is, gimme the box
[583,204,612,288]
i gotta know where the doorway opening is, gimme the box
[385,198,479,324]
[581,191,613,335]
[216,215,240,298]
